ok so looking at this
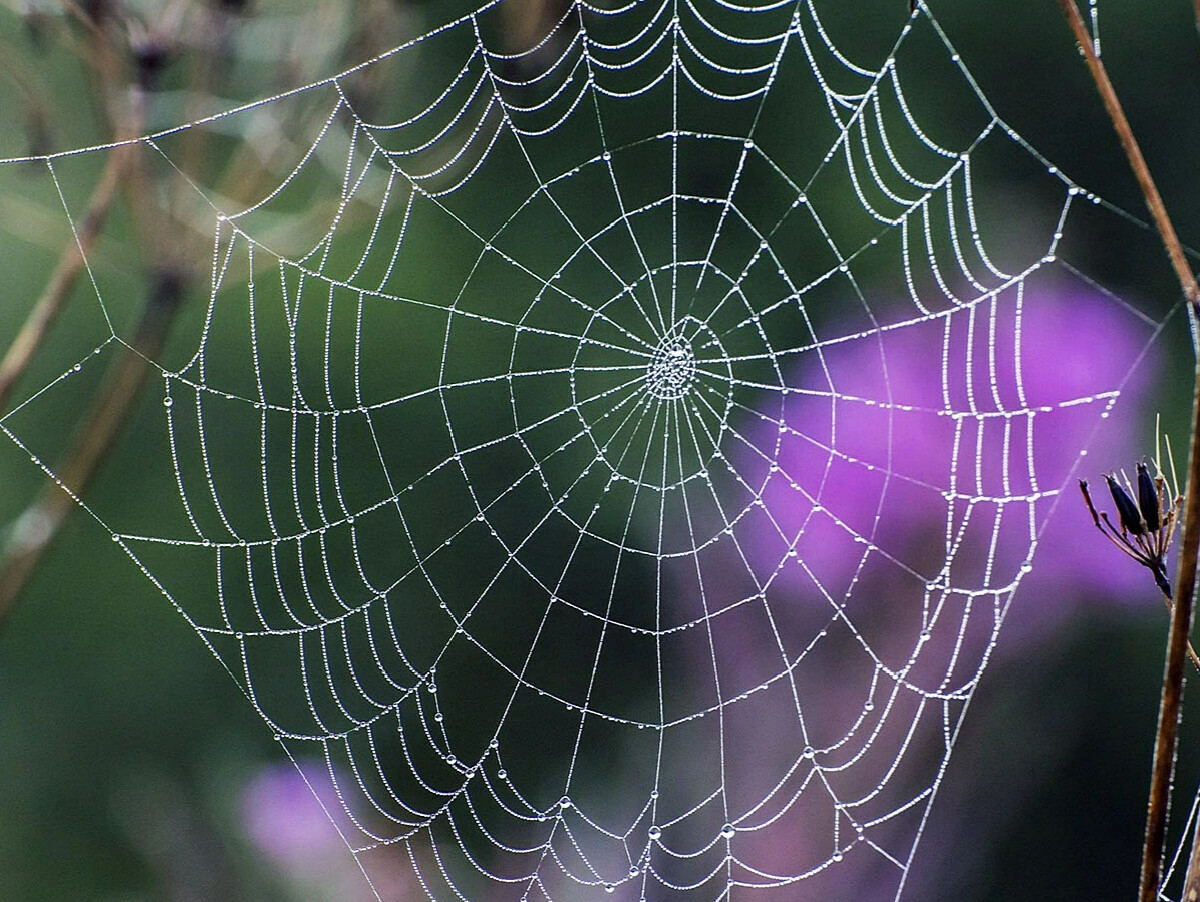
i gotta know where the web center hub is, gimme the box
[646,334,697,400]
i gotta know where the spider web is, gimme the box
[0,1,1176,900]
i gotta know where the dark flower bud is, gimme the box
[1137,462,1160,533]
[1106,473,1144,535]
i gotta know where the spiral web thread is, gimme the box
[0,1,1176,900]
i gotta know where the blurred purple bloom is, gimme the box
[240,759,415,901]
[657,282,1157,900]
[740,284,1155,631]
[241,760,353,870]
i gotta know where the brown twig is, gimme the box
[0,270,185,626]
[1058,0,1200,306]
[1168,353,1200,901]
[1154,589,1200,676]
[0,141,134,415]
[1186,808,1200,902]
[0,7,193,632]
[1055,3,1200,901]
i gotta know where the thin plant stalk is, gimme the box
[1055,2,1200,901]
[1152,587,1200,675]
[1166,368,1200,899]
[0,13,189,632]
[1186,804,1200,902]
[0,271,185,625]
[1056,0,1199,306]
[0,141,133,415]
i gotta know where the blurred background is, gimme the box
[2,1,1200,900]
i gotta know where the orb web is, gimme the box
[0,2,1173,900]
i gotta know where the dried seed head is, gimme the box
[1106,473,1145,535]
[1137,462,1161,533]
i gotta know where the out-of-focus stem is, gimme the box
[0,270,185,627]
[0,10,187,632]
[1057,0,1199,306]
[0,141,133,415]
[1054,3,1200,902]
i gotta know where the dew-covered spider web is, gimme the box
[0,1,1183,900]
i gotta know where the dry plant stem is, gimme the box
[0,15,189,630]
[1057,0,1200,306]
[1167,596,1200,674]
[1161,367,1200,902]
[1186,801,1200,901]
[0,141,133,415]
[0,273,184,626]
[1165,373,1200,900]
[1186,632,1200,676]
[1055,2,1200,900]
[1154,578,1200,675]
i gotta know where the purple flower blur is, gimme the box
[740,283,1155,634]
[241,760,352,871]
[240,759,415,901]
[654,281,1159,901]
